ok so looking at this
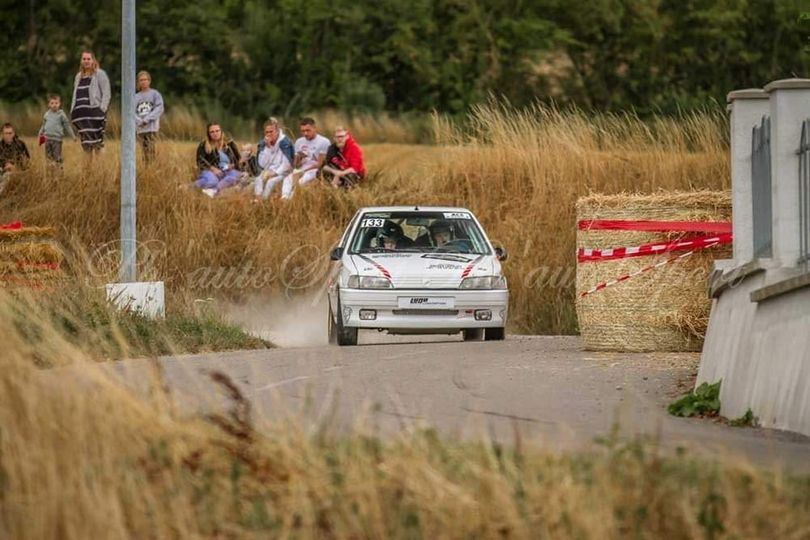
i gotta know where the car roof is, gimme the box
[357,206,473,213]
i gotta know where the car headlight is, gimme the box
[459,276,507,290]
[347,275,393,289]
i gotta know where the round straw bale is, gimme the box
[575,190,731,352]
[0,226,57,241]
[0,241,64,264]
[0,225,64,289]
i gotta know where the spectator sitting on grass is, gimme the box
[194,122,241,198]
[0,123,30,175]
[280,117,330,200]
[0,123,30,195]
[321,125,366,188]
[253,117,294,201]
[236,143,260,189]
[38,94,75,167]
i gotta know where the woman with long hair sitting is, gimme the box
[194,122,242,197]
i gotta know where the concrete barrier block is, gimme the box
[106,281,166,319]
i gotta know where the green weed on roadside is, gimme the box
[668,381,721,418]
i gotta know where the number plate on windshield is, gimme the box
[397,297,455,309]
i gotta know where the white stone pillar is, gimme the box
[727,89,769,264]
[765,79,810,268]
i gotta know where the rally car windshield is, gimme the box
[349,211,491,255]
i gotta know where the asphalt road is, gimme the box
[108,335,810,471]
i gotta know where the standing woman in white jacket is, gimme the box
[70,51,111,155]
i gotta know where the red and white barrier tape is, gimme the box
[578,219,732,234]
[579,242,719,298]
[577,218,732,298]
[15,261,61,270]
[577,233,732,263]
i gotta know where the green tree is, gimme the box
[0,0,807,118]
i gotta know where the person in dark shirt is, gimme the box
[0,123,30,174]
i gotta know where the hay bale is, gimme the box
[0,224,64,289]
[575,191,731,352]
[0,226,56,240]
[0,241,64,263]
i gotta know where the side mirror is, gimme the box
[494,246,508,262]
[330,246,344,261]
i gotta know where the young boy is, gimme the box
[38,94,75,165]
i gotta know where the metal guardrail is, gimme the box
[751,116,773,258]
[799,119,810,265]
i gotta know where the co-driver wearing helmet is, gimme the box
[429,219,453,248]
[377,221,404,250]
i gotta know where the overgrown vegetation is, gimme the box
[7,283,270,364]
[669,381,722,418]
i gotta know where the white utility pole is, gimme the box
[120,0,136,282]
[107,0,164,318]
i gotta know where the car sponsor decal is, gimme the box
[443,212,471,219]
[397,296,455,308]
[426,263,462,270]
[461,255,485,278]
[369,252,412,258]
[356,254,391,279]
[420,253,474,263]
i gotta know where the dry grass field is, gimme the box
[0,102,430,143]
[2,106,809,539]
[3,290,810,539]
[0,103,729,334]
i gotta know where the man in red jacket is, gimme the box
[322,126,366,188]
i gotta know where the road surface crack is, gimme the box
[460,406,555,425]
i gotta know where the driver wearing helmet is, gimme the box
[429,219,453,248]
[377,221,404,250]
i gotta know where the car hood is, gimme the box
[349,252,498,288]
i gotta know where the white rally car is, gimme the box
[327,206,508,346]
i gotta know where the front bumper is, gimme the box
[338,288,509,330]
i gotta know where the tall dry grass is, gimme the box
[1,290,809,538]
[1,106,806,537]
[0,103,729,334]
[430,102,729,332]
[0,101,429,143]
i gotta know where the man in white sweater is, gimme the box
[253,117,295,200]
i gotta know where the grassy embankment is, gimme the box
[2,289,810,538]
[0,102,728,334]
